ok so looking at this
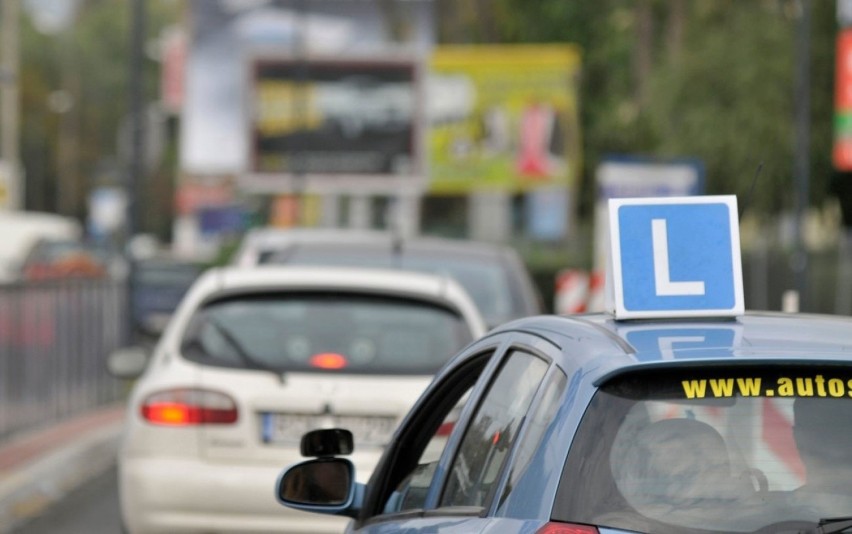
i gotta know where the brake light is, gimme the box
[141,388,238,426]
[309,352,348,370]
[535,523,598,534]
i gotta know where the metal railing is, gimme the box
[0,279,127,441]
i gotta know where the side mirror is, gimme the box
[301,428,353,457]
[140,312,173,336]
[277,458,353,507]
[107,346,149,379]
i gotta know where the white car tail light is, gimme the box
[141,388,238,426]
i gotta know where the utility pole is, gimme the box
[792,0,811,310]
[127,0,146,343]
[1,0,20,210]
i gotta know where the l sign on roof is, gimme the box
[607,195,744,319]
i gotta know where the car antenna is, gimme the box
[739,161,763,220]
[388,197,404,267]
[391,231,403,268]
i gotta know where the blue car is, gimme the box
[275,195,852,533]
[275,311,852,533]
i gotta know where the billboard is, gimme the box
[244,56,424,193]
[180,0,434,177]
[834,29,852,171]
[428,45,582,194]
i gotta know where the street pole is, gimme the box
[127,0,146,344]
[793,0,811,310]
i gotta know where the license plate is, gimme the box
[261,413,398,447]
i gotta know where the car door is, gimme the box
[353,334,557,533]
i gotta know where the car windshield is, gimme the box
[180,293,474,375]
[558,364,852,534]
[262,248,516,326]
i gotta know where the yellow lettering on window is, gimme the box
[736,377,761,397]
[681,380,707,399]
[709,378,735,397]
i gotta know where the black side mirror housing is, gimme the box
[300,428,353,457]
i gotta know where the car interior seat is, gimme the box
[613,417,754,511]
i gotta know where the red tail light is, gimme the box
[309,352,348,370]
[141,388,238,426]
[535,523,598,534]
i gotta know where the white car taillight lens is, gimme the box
[140,388,238,426]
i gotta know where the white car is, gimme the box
[108,265,487,534]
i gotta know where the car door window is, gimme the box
[383,390,472,513]
[440,350,549,508]
[497,367,567,508]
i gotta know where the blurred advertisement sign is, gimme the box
[834,29,852,170]
[429,45,582,194]
[244,56,425,193]
[175,180,234,216]
[180,0,433,178]
[198,204,247,237]
[160,26,186,114]
[596,157,704,200]
[87,187,127,238]
[526,187,569,241]
[269,194,322,228]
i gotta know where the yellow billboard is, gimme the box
[429,45,582,194]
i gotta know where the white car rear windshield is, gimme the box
[261,248,518,326]
[180,293,474,375]
[556,364,852,533]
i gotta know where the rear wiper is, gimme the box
[207,319,278,374]
[813,518,852,534]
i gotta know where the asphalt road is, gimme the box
[12,465,122,534]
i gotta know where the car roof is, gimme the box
[233,228,516,265]
[484,311,852,386]
[164,265,489,339]
[210,264,473,294]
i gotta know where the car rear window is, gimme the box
[262,247,518,326]
[180,293,474,375]
[555,364,852,533]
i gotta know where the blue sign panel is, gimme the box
[608,196,743,319]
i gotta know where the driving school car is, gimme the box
[276,196,852,534]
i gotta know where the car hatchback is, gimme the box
[275,311,852,534]
[109,265,486,533]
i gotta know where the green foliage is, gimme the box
[647,3,796,209]
[19,0,181,219]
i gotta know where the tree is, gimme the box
[19,0,181,235]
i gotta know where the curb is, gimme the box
[0,405,125,533]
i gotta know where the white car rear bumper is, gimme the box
[119,456,352,534]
